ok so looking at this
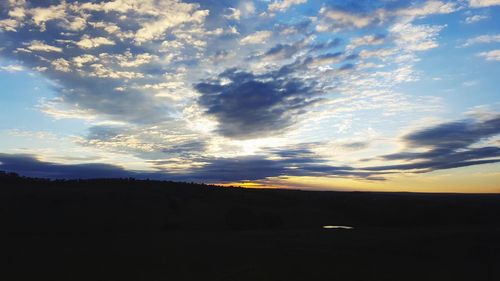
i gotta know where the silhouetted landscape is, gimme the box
[1,171,499,280]
[2,0,500,280]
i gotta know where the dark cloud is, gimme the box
[256,37,342,62]
[404,117,500,149]
[364,115,500,173]
[262,42,302,61]
[275,19,313,35]
[164,152,381,182]
[0,153,142,179]
[0,151,382,182]
[161,140,207,156]
[341,141,369,150]
[195,68,321,139]
[86,125,123,142]
[308,38,342,52]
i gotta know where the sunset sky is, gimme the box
[1,0,500,193]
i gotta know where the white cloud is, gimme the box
[8,7,26,19]
[25,0,210,46]
[89,21,133,40]
[390,22,444,52]
[72,54,98,68]
[76,35,115,49]
[317,1,457,32]
[240,30,273,44]
[269,0,307,12]
[65,16,87,31]
[98,51,157,68]
[38,98,96,121]
[0,0,26,31]
[240,2,256,16]
[478,50,500,61]
[81,0,210,45]
[347,35,385,51]
[318,8,379,30]
[33,66,48,72]
[0,19,18,32]
[395,1,458,18]
[51,58,71,72]
[463,80,478,87]
[30,2,67,31]
[89,64,144,79]
[464,14,488,24]
[134,8,209,44]
[469,0,500,7]
[0,65,24,72]
[26,40,63,52]
[359,48,396,59]
[463,34,500,46]
[224,8,241,20]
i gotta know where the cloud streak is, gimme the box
[365,114,500,173]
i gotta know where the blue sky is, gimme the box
[1,0,500,192]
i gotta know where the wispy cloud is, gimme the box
[463,34,500,46]
[469,0,500,8]
[478,50,500,61]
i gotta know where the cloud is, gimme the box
[195,68,321,139]
[365,114,500,173]
[30,1,67,31]
[223,7,241,20]
[469,0,500,7]
[394,0,458,18]
[79,0,209,44]
[51,58,71,72]
[1,0,491,187]
[262,43,301,61]
[390,22,444,52]
[259,38,309,61]
[240,30,272,44]
[268,0,307,12]
[464,14,488,24]
[317,8,379,31]
[0,153,139,179]
[346,34,385,51]
[77,123,207,160]
[76,35,115,49]
[25,40,63,52]
[478,50,500,61]
[341,141,370,150]
[305,52,344,67]
[0,149,383,183]
[0,64,23,72]
[316,1,457,32]
[0,18,19,32]
[155,145,383,182]
[404,116,500,149]
[463,34,500,46]
[0,0,217,125]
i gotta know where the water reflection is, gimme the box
[322,225,354,230]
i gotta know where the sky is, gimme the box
[0,0,500,193]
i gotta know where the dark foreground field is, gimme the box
[1,172,500,280]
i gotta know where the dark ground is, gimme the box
[1,172,500,280]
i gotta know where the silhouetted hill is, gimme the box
[1,171,499,280]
